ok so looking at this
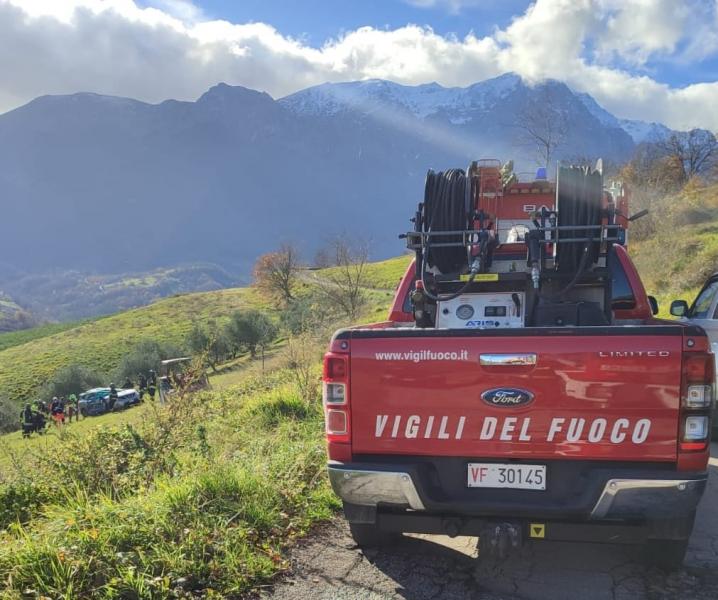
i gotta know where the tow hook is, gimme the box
[479,522,522,559]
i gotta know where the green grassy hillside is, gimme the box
[630,182,718,314]
[0,288,264,408]
[0,319,95,353]
[0,255,408,411]
[320,254,412,291]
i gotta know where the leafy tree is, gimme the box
[186,323,210,356]
[253,243,300,302]
[186,322,231,371]
[226,310,278,368]
[280,291,336,335]
[114,339,184,383]
[44,364,105,400]
[0,396,21,433]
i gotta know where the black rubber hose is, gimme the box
[423,169,470,274]
[556,166,602,272]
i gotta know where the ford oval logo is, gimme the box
[481,388,534,407]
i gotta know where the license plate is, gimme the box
[467,463,546,490]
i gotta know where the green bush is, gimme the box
[0,396,19,433]
[0,481,50,529]
[226,310,277,359]
[114,339,184,383]
[43,363,105,401]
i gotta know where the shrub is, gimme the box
[226,311,277,364]
[43,363,105,401]
[114,339,184,382]
[0,396,19,433]
[0,481,50,528]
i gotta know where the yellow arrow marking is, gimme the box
[529,523,545,539]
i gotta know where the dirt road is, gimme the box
[261,444,718,600]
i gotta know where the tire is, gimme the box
[644,538,689,570]
[348,523,399,548]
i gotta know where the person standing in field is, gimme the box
[68,393,79,421]
[137,373,147,400]
[21,403,34,438]
[147,370,157,400]
[108,384,118,411]
[50,397,64,427]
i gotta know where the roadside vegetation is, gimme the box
[0,371,338,598]
[0,238,392,597]
[624,170,718,316]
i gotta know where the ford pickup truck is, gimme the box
[323,241,713,569]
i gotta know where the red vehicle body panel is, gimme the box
[349,334,682,461]
[335,244,712,473]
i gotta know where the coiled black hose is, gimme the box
[423,169,470,274]
[556,166,603,272]
[419,168,479,302]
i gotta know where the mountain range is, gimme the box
[0,73,687,323]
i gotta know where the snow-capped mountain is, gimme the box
[280,73,522,124]
[575,92,673,143]
[283,74,676,146]
[0,74,686,286]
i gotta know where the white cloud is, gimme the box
[0,0,717,131]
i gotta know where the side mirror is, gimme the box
[648,296,659,316]
[670,300,689,317]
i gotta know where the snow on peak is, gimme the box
[575,92,619,128]
[617,119,672,144]
[279,73,522,120]
[575,91,673,143]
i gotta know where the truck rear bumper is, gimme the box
[328,460,707,521]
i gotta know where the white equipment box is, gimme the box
[436,292,525,329]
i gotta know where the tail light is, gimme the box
[679,352,714,452]
[323,352,350,448]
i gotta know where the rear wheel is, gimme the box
[348,523,399,548]
[644,538,689,570]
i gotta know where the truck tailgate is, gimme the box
[349,328,682,461]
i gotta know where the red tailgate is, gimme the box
[349,332,682,461]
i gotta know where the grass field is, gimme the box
[0,288,267,409]
[0,319,95,353]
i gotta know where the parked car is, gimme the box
[78,387,139,415]
[78,387,111,416]
[671,274,718,434]
[113,389,140,410]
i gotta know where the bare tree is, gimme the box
[514,87,568,169]
[659,129,718,180]
[316,238,369,319]
[284,333,323,404]
[312,247,333,269]
[252,243,300,302]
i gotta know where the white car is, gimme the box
[671,276,718,433]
